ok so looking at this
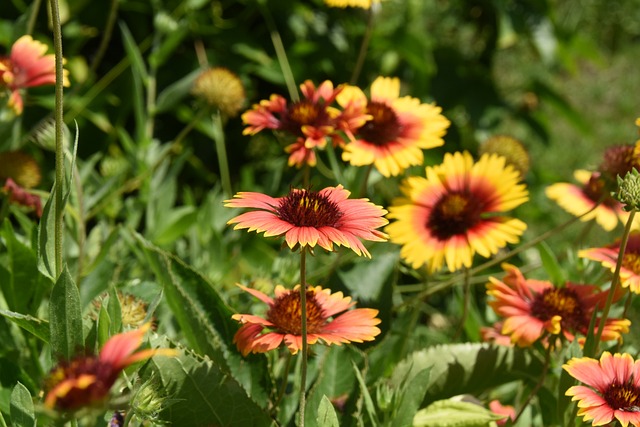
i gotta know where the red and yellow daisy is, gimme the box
[386,151,528,273]
[0,35,69,115]
[545,170,626,231]
[337,76,450,177]
[564,352,640,426]
[44,324,175,411]
[225,185,388,258]
[580,232,640,294]
[232,284,381,355]
[242,80,367,167]
[486,264,630,347]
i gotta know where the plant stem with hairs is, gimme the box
[298,248,308,427]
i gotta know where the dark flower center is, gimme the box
[622,253,640,274]
[283,101,324,136]
[583,173,617,208]
[277,189,343,228]
[358,101,401,145]
[530,288,585,330]
[267,290,327,334]
[427,192,483,240]
[603,382,640,412]
[600,144,638,183]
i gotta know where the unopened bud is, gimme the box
[616,168,640,211]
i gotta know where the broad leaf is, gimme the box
[0,310,49,343]
[413,399,503,427]
[392,343,543,404]
[316,395,339,427]
[49,267,83,360]
[150,338,272,427]
[10,382,35,427]
[392,369,431,427]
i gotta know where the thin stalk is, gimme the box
[211,111,232,198]
[145,32,161,140]
[88,0,119,76]
[324,142,345,185]
[592,209,636,355]
[258,1,299,102]
[350,8,375,85]
[298,248,308,427]
[50,0,65,278]
[513,347,551,423]
[26,0,43,36]
[271,352,293,416]
[357,164,373,198]
[452,268,470,341]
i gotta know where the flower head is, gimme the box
[545,170,626,231]
[337,76,450,177]
[580,232,640,294]
[242,80,362,167]
[0,150,41,188]
[386,151,528,273]
[478,135,530,178]
[0,35,69,115]
[191,67,246,118]
[225,185,388,257]
[44,324,175,411]
[564,352,640,426]
[599,143,640,186]
[486,264,630,347]
[616,169,640,211]
[232,284,381,355]
[324,0,383,8]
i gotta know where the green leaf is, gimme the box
[392,343,543,404]
[150,338,272,427]
[0,310,49,343]
[119,22,148,82]
[132,231,270,407]
[10,382,35,427]
[155,69,201,114]
[353,360,380,427]
[97,305,111,349]
[337,247,399,301]
[1,220,51,314]
[316,396,339,427]
[393,369,431,427]
[149,26,189,69]
[49,267,83,360]
[107,286,122,334]
[151,206,198,246]
[537,242,566,285]
[413,399,503,427]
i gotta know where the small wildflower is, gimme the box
[225,185,388,258]
[131,379,167,422]
[564,352,640,426]
[232,284,381,355]
[580,232,640,294]
[43,324,175,411]
[616,169,640,211]
[191,67,246,118]
[478,135,530,178]
[2,178,42,217]
[0,35,69,115]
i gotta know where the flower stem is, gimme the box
[591,209,636,356]
[26,0,43,36]
[49,0,65,278]
[452,268,470,341]
[350,8,375,85]
[298,248,308,427]
[211,111,233,198]
[272,352,293,417]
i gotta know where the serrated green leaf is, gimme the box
[316,395,339,427]
[392,343,543,404]
[10,382,35,427]
[0,310,49,343]
[49,267,83,360]
[413,399,503,427]
[150,337,272,427]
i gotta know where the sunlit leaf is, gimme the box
[413,399,503,427]
[316,395,339,427]
[0,310,48,343]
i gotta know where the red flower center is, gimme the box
[358,101,401,145]
[530,288,585,330]
[277,189,344,228]
[622,253,640,274]
[603,382,640,412]
[282,100,327,136]
[427,192,482,240]
[583,173,617,207]
[267,290,327,334]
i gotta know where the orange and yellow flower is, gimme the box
[580,232,640,294]
[44,324,174,411]
[545,170,626,231]
[337,76,450,177]
[232,284,381,355]
[564,352,640,426]
[386,151,528,273]
[242,80,366,167]
[225,185,388,257]
[0,35,69,115]
[487,264,630,347]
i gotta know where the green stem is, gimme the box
[258,1,299,102]
[452,268,470,341]
[298,248,308,427]
[271,352,293,417]
[324,142,345,185]
[49,0,65,279]
[212,111,232,198]
[591,209,636,355]
[350,8,375,85]
[26,0,43,36]
[513,347,550,423]
[88,0,119,77]
[357,164,373,198]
